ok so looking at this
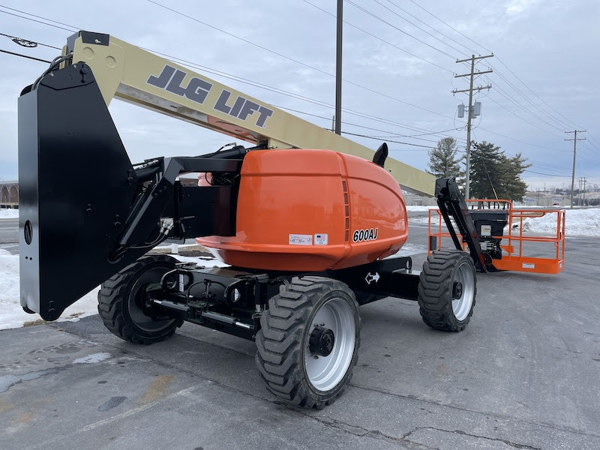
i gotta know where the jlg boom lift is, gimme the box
[20,31,483,409]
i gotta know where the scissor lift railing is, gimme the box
[428,200,565,274]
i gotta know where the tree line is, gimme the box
[427,137,530,201]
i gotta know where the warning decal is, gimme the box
[289,234,313,246]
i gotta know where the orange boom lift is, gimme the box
[20,31,521,409]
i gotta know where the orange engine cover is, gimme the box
[196,149,408,271]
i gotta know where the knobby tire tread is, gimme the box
[255,276,360,409]
[418,250,476,332]
[97,255,182,345]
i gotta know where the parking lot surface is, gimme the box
[1,220,599,449]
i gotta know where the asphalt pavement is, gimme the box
[1,215,600,449]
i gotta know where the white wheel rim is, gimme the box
[452,261,475,321]
[304,297,356,392]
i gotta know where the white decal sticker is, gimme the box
[522,263,535,269]
[314,234,328,245]
[365,272,380,285]
[480,225,492,236]
[289,234,313,246]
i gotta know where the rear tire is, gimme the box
[418,249,476,332]
[98,255,183,344]
[255,276,360,409]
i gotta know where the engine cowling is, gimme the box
[197,149,408,271]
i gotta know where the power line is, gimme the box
[372,0,465,56]
[0,29,451,152]
[146,0,337,80]
[3,3,455,145]
[0,31,61,50]
[477,126,561,152]
[341,131,434,149]
[278,105,458,145]
[398,1,585,137]
[146,1,457,120]
[152,48,453,140]
[405,0,492,55]
[487,65,570,135]
[466,147,573,179]
[0,48,51,63]
[485,86,564,139]
[383,0,475,55]
[494,57,578,131]
[0,6,77,32]
[524,169,569,177]
[302,0,453,73]
[345,0,457,59]
[5,0,591,179]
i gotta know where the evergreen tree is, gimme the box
[469,141,504,199]
[427,137,464,181]
[503,153,530,200]
[469,141,530,201]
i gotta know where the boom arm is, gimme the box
[434,178,488,272]
[65,31,434,196]
[19,30,435,320]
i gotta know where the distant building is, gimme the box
[402,191,437,207]
[0,181,18,208]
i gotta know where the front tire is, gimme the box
[418,249,476,332]
[255,276,360,409]
[98,255,183,344]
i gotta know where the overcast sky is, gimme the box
[1,0,598,191]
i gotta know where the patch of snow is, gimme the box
[410,216,432,225]
[406,205,436,212]
[0,209,19,219]
[520,208,600,237]
[73,352,112,364]
[0,249,227,331]
[0,247,101,330]
[411,207,600,237]
[0,249,25,330]
[394,242,428,256]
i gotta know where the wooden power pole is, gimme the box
[334,0,343,135]
[565,130,586,209]
[453,54,493,198]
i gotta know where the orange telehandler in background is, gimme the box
[18,31,556,409]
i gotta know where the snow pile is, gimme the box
[409,206,600,237]
[0,246,228,331]
[519,208,600,237]
[0,249,100,330]
[0,249,20,328]
[406,205,434,212]
[0,209,19,219]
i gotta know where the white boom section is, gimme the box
[65,32,434,196]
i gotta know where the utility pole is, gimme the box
[453,54,493,199]
[334,0,343,135]
[565,130,586,209]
